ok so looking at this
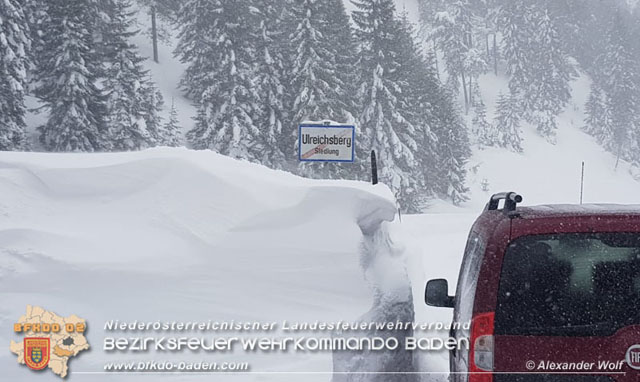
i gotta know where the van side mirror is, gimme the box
[425,279,455,308]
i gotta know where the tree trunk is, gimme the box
[486,33,490,60]
[433,41,440,80]
[469,76,473,108]
[493,33,498,75]
[151,6,159,63]
[461,71,469,114]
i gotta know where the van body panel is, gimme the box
[484,211,640,381]
[471,211,511,314]
[451,203,640,381]
[493,325,640,381]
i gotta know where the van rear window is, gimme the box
[495,233,640,336]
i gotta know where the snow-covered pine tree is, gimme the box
[493,91,523,152]
[137,0,180,18]
[321,0,359,124]
[285,0,360,179]
[174,0,220,100]
[396,10,441,200]
[139,83,165,145]
[23,0,46,78]
[102,0,164,151]
[136,0,181,63]
[35,0,108,152]
[470,0,499,75]
[285,0,354,127]
[416,0,446,78]
[352,0,427,211]
[499,0,535,117]
[252,0,288,170]
[418,0,447,30]
[530,110,558,143]
[464,47,487,109]
[0,0,30,150]
[434,0,488,113]
[501,2,575,141]
[433,2,470,97]
[400,9,471,205]
[429,86,470,205]
[597,12,639,164]
[161,98,182,147]
[183,1,262,161]
[315,0,362,180]
[472,98,494,147]
[583,82,612,146]
[529,7,576,141]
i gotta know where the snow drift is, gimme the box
[0,147,414,381]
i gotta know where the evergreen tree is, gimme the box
[161,98,182,147]
[597,13,639,164]
[405,9,471,204]
[472,99,494,147]
[397,11,441,199]
[442,141,469,205]
[501,2,575,141]
[416,0,446,78]
[35,0,108,152]
[430,86,470,205]
[103,0,164,151]
[253,0,288,169]
[529,7,576,140]
[23,0,46,77]
[285,0,354,126]
[530,110,558,144]
[493,91,523,152]
[433,2,470,94]
[174,0,220,100]
[500,0,536,116]
[583,82,612,146]
[323,0,359,125]
[285,0,360,179]
[464,47,487,108]
[136,0,182,63]
[139,84,165,145]
[433,0,486,113]
[0,0,30,150]
[183,1,262,161]
[352,0,427,211]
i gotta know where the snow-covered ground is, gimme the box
[0,148,404,381]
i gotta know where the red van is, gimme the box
[425,192,640,382]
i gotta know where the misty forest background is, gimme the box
[1,0,640,212]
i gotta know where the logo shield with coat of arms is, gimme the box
[24,338,50,370]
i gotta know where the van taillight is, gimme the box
[469,312,495,382]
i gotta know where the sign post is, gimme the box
[298,124,355,163]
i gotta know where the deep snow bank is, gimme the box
[0,148,415,381]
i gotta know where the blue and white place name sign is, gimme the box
[298,124,355,163]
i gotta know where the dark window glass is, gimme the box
[495,233,640,336]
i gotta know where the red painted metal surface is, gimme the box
[467,204,640,381]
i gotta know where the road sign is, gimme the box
[298,124,355,162]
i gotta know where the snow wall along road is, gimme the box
[0,147,415,382]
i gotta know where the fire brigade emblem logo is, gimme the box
[626,344,640,370]
[24,338,50,370]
